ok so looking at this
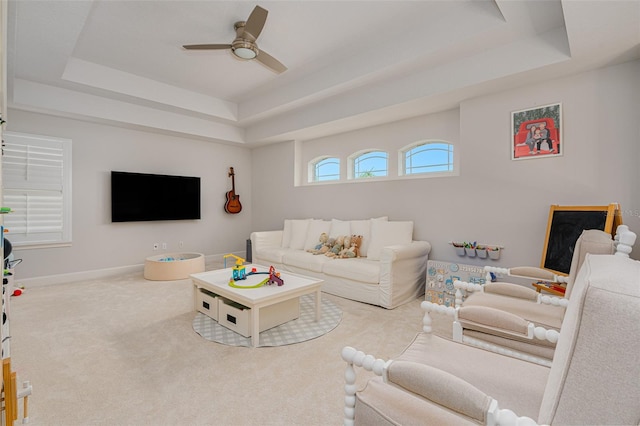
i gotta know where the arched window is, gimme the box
[349,150,388,179]
[402,141,454,175]
[310,156,340,182]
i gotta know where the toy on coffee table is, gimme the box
[224,254,284,288]
[224,253,247,280]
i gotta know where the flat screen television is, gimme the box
[111,171,201,222]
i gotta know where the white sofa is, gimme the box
[250,218,431,309]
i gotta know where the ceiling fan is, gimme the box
[183,5,287,74]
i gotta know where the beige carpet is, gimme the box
[8,264,453,425]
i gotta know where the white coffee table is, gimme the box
[190,265,323,347]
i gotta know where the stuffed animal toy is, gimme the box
[339,234,362,258]
[307,232,329,254]
[336,235,352,258]
[351,234,363,258]
[317,237,335,255]
[325,235,345,258]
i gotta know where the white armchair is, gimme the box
[430,226,635,365]
[342,254,640,425]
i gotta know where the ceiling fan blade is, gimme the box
[183,44,232,50]
[256,50,287,74]
[243,5,268,39]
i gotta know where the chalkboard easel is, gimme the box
[541,204,621,275]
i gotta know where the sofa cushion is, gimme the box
[282,250,330,273]
[329,219,351,239]
[289,219,311,249]
[303,219,331,251]
[282,219,292,248]
[282,219,312,249]
[350,217,388,257]
[322,258,380,284]
[462,292,564,330]
[367,220,414,261]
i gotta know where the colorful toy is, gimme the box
[229,265,284,287]
[266,266,284,286]
[224,253,246,281]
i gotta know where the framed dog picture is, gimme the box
[511,103,562,160]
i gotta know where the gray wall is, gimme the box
[6,111,252,279]
[6,59,639,279]
[252,60,640,268]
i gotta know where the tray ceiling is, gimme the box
[6,0,640,145]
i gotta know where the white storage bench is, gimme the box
[195,285,300,338]
[196,288,219,320]
[217,297,299,337]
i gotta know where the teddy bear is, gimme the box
[339,234,362,258]
[353,235,363,257]
[336,235,353,258]
[317,237,334,255]
[325,235,345,258]
[307,232,329,255]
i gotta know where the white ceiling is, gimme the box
[6,0,640,146]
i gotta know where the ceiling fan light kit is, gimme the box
[183,5,286,73]
[232,44,258,60]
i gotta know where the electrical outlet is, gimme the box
[162,242,167,250]
[153,243,159,250]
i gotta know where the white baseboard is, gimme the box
[17,264,145,287]
[16,252,241,288]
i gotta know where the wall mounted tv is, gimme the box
[111,171,201,222]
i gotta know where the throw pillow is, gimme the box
[367,220,414,261]
[329,219,351,239]
[282,219,292,248]
[289,219,311,250]
[303,220,331,251]
[350,216,388,257]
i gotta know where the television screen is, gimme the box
[111,171,201,222]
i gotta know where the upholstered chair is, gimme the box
[430,227,635,365]
[342,254,640,425]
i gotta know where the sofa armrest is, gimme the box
[250,230,282,247]
[390,360,542,425]
[457,305,560,345]
[486,265,567,284]
[250,230,283,257]
[342,346,537,426]
[377,241,431,308]
[380,240,431,262]
[509,266,558,281]
[387,360,492,423]
[458,305,530,336]
[483,282,539,301]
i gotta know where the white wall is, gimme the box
[6,111,252,279]
[7,59,639,280]
[252,59,640,268]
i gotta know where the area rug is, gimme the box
[192,294,342,347]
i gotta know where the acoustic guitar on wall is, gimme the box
[224,167,242,214]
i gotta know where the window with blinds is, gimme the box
[2,132,72,247]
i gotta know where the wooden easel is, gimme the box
[540,203,621,275]
[2,358,31,425]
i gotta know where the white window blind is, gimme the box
[2,132,72,247]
